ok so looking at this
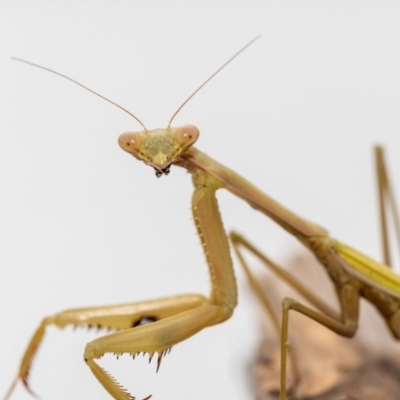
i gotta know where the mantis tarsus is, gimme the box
[4,37,400,400]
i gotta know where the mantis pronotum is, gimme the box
[4,37,400,400]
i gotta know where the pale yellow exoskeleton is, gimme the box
[4,37,400,400]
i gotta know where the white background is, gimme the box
[1,2,400,400]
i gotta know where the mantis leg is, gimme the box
[84,303,223,399]
[374,145,400,267]
[6,167,238,400]
[4,294,208,399]
[280,284,360,400]
[229,232,340,396]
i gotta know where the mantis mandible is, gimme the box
[4,36,400,400]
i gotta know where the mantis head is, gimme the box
[118,125,199,177]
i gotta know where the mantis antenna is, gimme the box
[167,35,261,127]
[11,35,260,131]
[11,56,148,131]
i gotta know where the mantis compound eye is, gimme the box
[175,125,199,150]
[118,131,143,155]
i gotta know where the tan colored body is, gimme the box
[5,48,400,399]
[4,121,400,400]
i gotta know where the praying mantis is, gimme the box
[4,37,400,400]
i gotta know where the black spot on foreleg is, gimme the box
[132,316,158,327]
